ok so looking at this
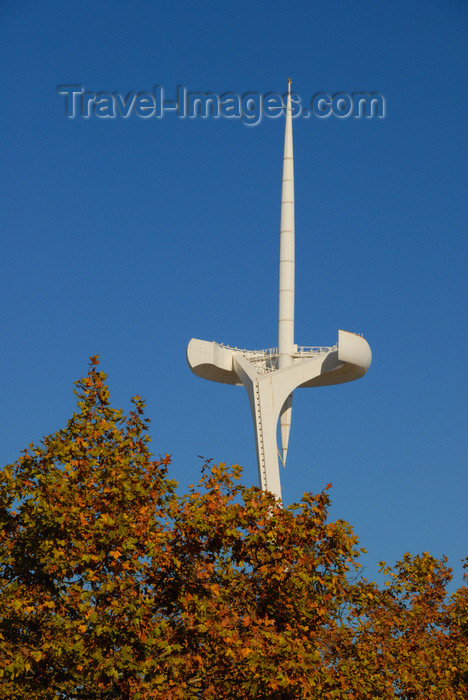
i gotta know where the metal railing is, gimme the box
[215,342,336,356]
[214,342,337,374]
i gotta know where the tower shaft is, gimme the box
[278,79,295,465]
[278,79,295,370]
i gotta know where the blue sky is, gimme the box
[1,0,466,589]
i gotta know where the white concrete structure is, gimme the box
[187,80,371,501]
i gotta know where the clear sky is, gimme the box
[1,0,466,590]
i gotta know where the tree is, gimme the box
[0,359,466,698]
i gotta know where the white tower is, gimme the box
[187,80,372,501]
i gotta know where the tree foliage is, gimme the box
[0,358,466,698]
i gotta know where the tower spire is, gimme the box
[278,79,295,465]
[278,78,295,368]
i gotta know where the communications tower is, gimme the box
[187,80,372,501]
